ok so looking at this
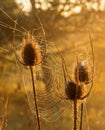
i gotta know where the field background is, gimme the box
[0,0,105,130]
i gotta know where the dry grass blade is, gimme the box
[0,99,8,130]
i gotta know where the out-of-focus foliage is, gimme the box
[29,0,105,38]
[0,0,18,15]
[0,0,19,42]
[0,0,105,41]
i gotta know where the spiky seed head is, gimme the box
[65,81,87,100]
[75,61,92,84]
[78,83,87,99]
[22,34,42,66]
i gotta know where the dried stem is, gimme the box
[29,66,41,130]
[73,100,78,130]
[80,103,84,130]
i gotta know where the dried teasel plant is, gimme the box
[20,32,43,130]
[0,8,46,130]
[56,33,94,130]
[12,14,50,130]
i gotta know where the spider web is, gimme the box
[17,40,71,122]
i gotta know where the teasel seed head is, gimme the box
[22,34,42,66]
[65,82,87,100]
[75,60,92,84]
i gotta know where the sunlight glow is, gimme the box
[16,0,32,12]
[15,0,105,15]
[100,0,105,11]
[70,0,77,3]
[72,6,82,13]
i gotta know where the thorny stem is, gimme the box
[73,100,78,130]
[73,48,79,130]
[30,66,41,130]
[80,103,84,130]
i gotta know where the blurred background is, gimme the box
[0,0,105,130]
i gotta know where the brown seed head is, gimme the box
[65,82,87,100]
[22,34,42,66]
[75,61,92,84]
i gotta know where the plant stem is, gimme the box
[80,103,84,130]
[30,66,41,130]
[73,99,78,130]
